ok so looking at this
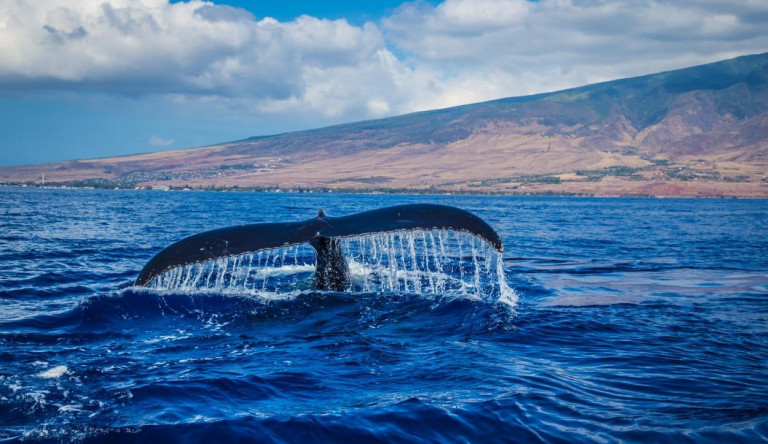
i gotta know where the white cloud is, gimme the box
[1,0,767,126]
[149,136,174,147]
[378,0,768,110]
[0,0,396,117]
[386,0,768,74]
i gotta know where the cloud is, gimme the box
[383,0,768,97]
[149,136,174,147]
[1,0,767,125]
[0,0,396,115]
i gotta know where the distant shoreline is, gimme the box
[3,183,762,199]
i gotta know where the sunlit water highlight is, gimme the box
[1,189,767,443]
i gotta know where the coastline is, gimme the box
[3,182,766,199]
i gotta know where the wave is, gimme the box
[9,396,767,444]
[1,287,516,336]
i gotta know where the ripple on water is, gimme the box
[1,190,767,443]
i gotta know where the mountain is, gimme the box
[3,52,768,197]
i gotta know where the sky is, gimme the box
[1,0,767,165]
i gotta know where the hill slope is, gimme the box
[3,52,768,197]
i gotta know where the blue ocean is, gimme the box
[1,188,767,443]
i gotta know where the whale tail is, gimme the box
[134,204,503,290]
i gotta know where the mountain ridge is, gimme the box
[2,52,768,197]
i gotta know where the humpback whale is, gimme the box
[135,204,503,291]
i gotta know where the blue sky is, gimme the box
[199,0,433,23]
[1,0,767,165]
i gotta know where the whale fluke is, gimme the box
[135,203,503,289]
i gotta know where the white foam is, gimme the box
[39,365,68,379]
[144,333,192,344]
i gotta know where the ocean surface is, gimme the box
[1,188,767,443]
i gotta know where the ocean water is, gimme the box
[1,188,767,443]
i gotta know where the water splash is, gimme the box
[147,243,316,296]
[145,230,516,306]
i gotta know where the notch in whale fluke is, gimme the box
[134,203,503,289]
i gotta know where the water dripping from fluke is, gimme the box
[136,204,517,307]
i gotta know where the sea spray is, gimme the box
[144,230,516,307]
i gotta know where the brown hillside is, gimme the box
[2,52,768,197]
